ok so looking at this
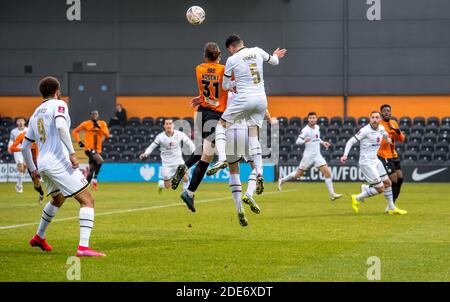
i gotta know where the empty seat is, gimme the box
[334,141,347,152]
[118,134,131,144]
[433,151,448,162]
[423,133,437,144]
[106,151,121,162]
[105,136,119,144]
[417,151,432,163]
[286,126,299,136]
[399,117,412,127]
[137,126,150,136]
[395,145,405,154]
[289,153,301,162]
[408,134,422,144]
[358,117,369,126]
[440,125,450,136]
[427,117,440,126]
[421,142,434,152]
[133,134,146,144]
[127,143,140,153]
[340,125,354,136]
[279,144,292,153]
[109,125,123,136]
[155,117,166,126]
[289,117,302,127]
[406,142,420,152]
[441,117,450,126]
[317,116,328,127]
[323,136,337,144]
[330,116,342,126]
[127,117,141,127]
[121,151,136,162]
[123,126,137,136]
[327,125,340,136]
[279,153,288,163]
[292,144,303,153]
[283,135,296,145]
[113,144,126,153]
[343,117,356,126]
[331,150,344,160]
[411,125,425,135]
[413,117,426,126]
[434,142,449,153]
[425,125,439,135]
[403,151,417,161]
[337,134,352,142]
[438,135,450,144]
[278,117,288,128]
[399,125,410,135]
[142,117,154,127]
[0,117,13,128]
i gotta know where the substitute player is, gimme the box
[378,104,405,203]
[277,112,343,201]
[8,117,27,193]
[340,111,407,215]
[10,131,45,204]
[209,34,287,196]
[139,119,195,196]
[73,110,110,190]
[23,76,105,257]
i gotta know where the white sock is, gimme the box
[249,136,262,176]
[229,174,243,212]
[281,171,297,183]
[37,202,59,239]
[384,186,395,210]
[183,179,190,191]
[324,178,335,195]
[79,207,94,248]
[245,169,257,198]
[356,185,379,201]
[215,123,227,162]
[17,171,24,187]
[158,180,165,188]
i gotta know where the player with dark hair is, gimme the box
[8,117,28,193]
[378,104,405,203]
[278,112,342,201]
[73,110,110,190]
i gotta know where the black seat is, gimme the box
[418,151,432,161]
[433,151,448,162]
[283,135,296,145]
[411,125,425,135]
[0,117,13,128]
[155,117,166,126]
[327,125,340,136]
[133,134,146,144]
[142,117,154,127]
[395,145,405,154]
[127,117,141,127]
[317,116,328,127]
[435,142,449,153]
[358,117,369,126]
[438,135,450,144]
[118,134,131,144]
[124,126,137,136]
[289,153,301,162]
[403,151,417,161]
[406,142,420,152]
[286,126,299,136]
[439,125,450,136]
[337,134,352,143]
[427,117,440,126]
[113,143,126,153]
[121,151,136,162]
[421,142,434,152]
[335,141,347,152]
[413,117,426,126]
[137,126,150,136]
[330,116,342,127]
[399,117,412,127]
[408,134,422,144]
[279,143,292,153]
[109,125,123,136]
[441,117,450,126]
[292,144,303,153]
[341,125,354,136]
[331,150,344,160]
[425,125,439,135]
[278,117,288,128]
[127,143,140,153]
[399,125,410,135]
[105,136,119,144]
[423,133,437,144]
[279,153,288,163]
[343,117,356,126]
[106,151,121,162]
[323,136,337,144]
[289,117,302,127]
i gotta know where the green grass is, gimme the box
[0,182,449,282]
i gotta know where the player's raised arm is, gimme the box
[72,122,85,147]
[140,136,160,160]
[296,129,308,145]
[181,132,195,154]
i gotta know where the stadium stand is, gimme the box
[1,115,449,165]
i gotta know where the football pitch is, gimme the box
[0,182,449,282]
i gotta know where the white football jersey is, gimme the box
[8,127,28,149]
[298,124,322,157]
[224,47,273,98]
[355,124,388,165]
[25,99,71,171]
[148,130,194,166]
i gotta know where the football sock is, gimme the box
[79,207,94,248]
[215,123,227,162]
[187,160,209,193]
[281,171,297,183]
[184,145,202,169]
[324,177,336,195]
[37,202,59,239]
[245,169,257,198]
[93,162,102,180]
[158,180,165,188]
[248,136,262,175]
[87,162,95,183]
[34,184,44,196]
[229,174,243,212]
[17,171,24,187]
[384,186,395,210]
[356,185,379,201]
[393,178,403,202]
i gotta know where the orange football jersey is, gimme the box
[378,119,405,159]
[73,120,110,153]
[11,131,38,165]
[195,62,228,112]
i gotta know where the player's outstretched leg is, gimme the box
[207,122,228,176]
[278,169,303,191]
[383,182,407,215]
[157,180,165,194]
[75,189,105,257]
[229,173,247,226]
[180,190,196,212]
[318,165,343,201]
[171,164,187,190]
[29,195,63,252]
[242,168,260,214]
[351,183,382,214]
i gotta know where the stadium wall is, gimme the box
[2,96,450,120]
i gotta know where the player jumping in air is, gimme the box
[73,110,110,190]
[8,117,28,193]
[378,104,406,203]
[340,111,407,215]
[10,131,45,204]
[23,76,105,257]
[208,34,287,196]
[139,119,195,196]
[277,112,343,201]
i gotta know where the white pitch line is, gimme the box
[0,189,297,230]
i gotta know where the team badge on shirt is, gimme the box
[58,106,65,113]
